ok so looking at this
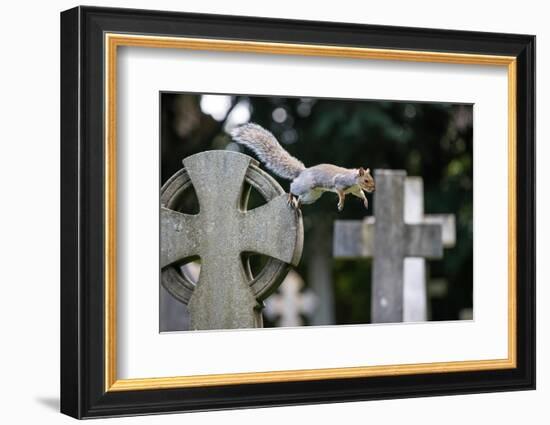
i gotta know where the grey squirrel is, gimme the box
[230,123,375,211]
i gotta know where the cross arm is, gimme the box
[241,194,303,266]
[423,214,456,247]
[333,218,375,258]
[405,223,443,259]
[160,207,201,268]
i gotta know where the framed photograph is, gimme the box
[60,6,535,419]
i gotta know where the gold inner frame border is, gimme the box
[104,33,517,392]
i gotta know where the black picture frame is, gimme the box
[61,5,535,419]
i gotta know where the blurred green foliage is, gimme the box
[161,93,473,323]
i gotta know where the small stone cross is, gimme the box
[334,170,454,323]
[161,151,303,330]
[403,178,455,321]
[264,270,317,327]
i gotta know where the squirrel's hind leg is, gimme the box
[287,193,301,210]
[296,189,322,207]
[336,189,346,212]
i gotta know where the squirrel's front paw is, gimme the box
[363,199,369,209]
[337,203,344,212]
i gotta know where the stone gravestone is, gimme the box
[160,150,303,330]
[403,178,455,321]
[333,170,454,323]
[159,261,200,332]
[264,270,317,327]
[159,284,190,332]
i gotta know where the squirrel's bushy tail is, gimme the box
[230,123,305,180]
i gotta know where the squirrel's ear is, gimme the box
[358,167,365,176]
[366,168,370,174]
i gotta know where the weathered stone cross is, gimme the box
[264,270,317,327]
[333,170,454,323]
[161,151,303,330]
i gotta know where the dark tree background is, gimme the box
[160,92,473,326]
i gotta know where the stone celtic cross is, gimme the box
[161,151,303,330]
[334,170,454,323]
